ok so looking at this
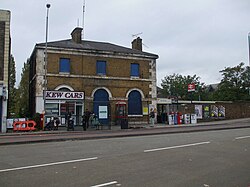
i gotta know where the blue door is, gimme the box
[93,89,109,125]
[128,90,142,115]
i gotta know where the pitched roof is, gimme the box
[36,39,158,59]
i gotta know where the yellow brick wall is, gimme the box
[42,51,154,125]
[47,53,151,98]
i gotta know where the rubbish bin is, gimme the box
[168,114,175,125]
[191,114,197,124]
[121,118,128,129]
[184,114,191,124]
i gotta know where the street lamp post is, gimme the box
[248,32,250,66]
[44,4,50,119]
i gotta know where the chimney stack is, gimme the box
[71,27,83,44]
[132,37,142,51]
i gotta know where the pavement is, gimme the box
[0,118,250,146]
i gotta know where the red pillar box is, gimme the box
[40,113,44,129]
[177,112,182,124]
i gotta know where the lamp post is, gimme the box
[248,32,250,66]
[44,4,50,117]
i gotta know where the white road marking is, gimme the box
[90,181,118,187]
[0,157,98,173]
[235,135,250,140]
[144,141,210,153]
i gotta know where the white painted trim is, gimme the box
[91,87,112,98]
[126,88,145,99]
[46,73,152,82]
[36,46,158,60]
[55,85,74,91]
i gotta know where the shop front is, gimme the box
[44,90,85,126]
[156,98,172,123]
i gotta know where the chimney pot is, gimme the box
[132,37,142,51]
[71,27,83,44]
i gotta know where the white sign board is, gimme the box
[45,91,84,100]
[99,106,108,119]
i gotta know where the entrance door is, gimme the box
[93,89,109,125]
[76,105,83,126]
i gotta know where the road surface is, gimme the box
[0,128,249,187]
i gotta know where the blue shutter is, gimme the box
[96,61,106,75]
[131,63,139,77]
[59,58,70,73]
[128,91,142,115]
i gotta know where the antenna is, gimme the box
[82,0,86,39]
[131,32,149,48]
[132,32,143,38]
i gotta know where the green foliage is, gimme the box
[7,55,17,117]
[15,59,30,117]
[214,62,250,101]
[161,73,205,100]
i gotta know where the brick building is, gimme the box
[0,10,11,133]
[29,27,158,126]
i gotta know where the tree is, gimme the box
[213,62,250,101]
[15,59,30,117]
[7,54,17,117]
[161,73,205,100]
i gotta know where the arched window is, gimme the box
[128,90,142,115]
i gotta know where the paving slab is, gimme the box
[0,118,249,146]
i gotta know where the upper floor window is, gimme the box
[131,63,139,77]
[96,61,106,75]
[59,58,70,73]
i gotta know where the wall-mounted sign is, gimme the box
[157,98,172,104]
[45,91,84,100]
[99,106,108,119]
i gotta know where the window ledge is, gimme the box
[59,72,70,75]
[130,76,140,79]
[128,115,143,117]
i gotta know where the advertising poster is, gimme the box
[7,119,14,128]
[99,106,108,119]
[6,118,26,128]
[203,105,210,119]
[218,105,225,118]
[210,105,218,118]
[143,107,149,115]
[195,105,203,119]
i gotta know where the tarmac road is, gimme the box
[0,127,249,187]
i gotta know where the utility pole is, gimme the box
[44,4,51,120]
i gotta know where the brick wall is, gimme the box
[174,101,250,121]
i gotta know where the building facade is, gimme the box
[29,27,158,126]
[0,10,10,133]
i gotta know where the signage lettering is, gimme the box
[45,91,84,100]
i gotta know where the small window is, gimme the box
[59,58,70,73]
[96,61,106,75]
[131,63,139,77]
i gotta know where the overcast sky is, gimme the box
[1,0,250,87]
